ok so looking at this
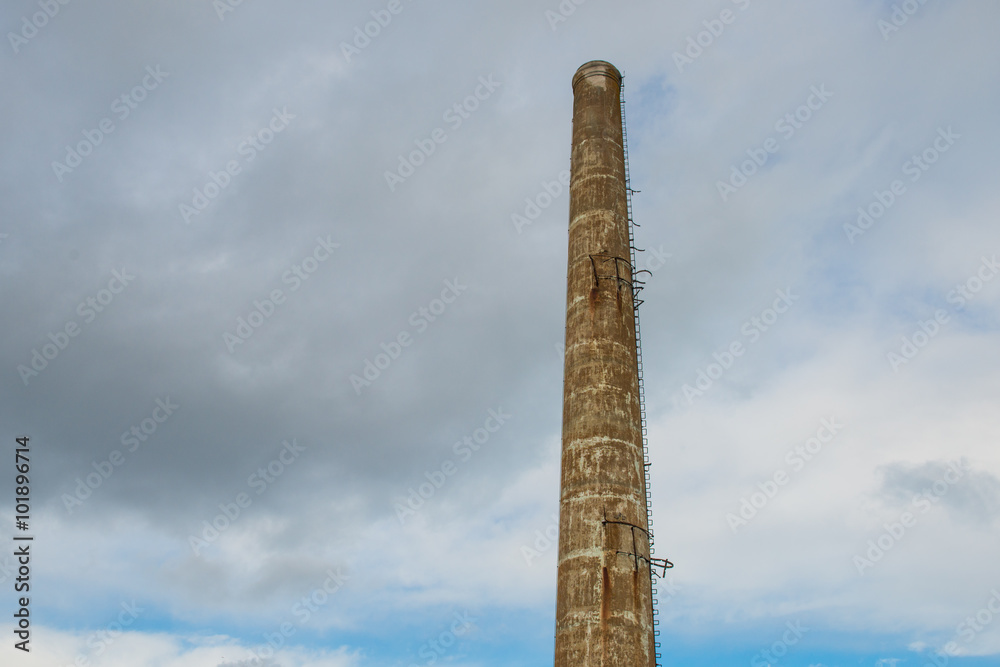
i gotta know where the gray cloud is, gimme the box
[877,459,1000,525]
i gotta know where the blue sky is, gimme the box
[2,0,1000,666]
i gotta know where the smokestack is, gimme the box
[554,61,657,666]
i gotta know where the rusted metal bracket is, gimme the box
[632,268,650,308]
[589,253,634,294]
[649,557,674,577]
[602,508,651,572]
[602,508,673,576]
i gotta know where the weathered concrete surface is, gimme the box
[554,60,656,667]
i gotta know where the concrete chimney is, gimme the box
[554,60,657,667]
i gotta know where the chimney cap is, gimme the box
[572,60,622,90]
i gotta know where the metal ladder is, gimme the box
[621,76,662,666]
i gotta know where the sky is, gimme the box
[1,0,999,666]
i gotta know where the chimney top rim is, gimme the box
[572,61,622,90]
